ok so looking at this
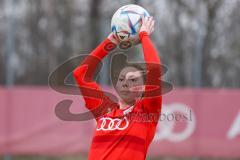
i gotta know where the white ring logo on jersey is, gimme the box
[97,117,129,131]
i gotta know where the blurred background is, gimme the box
[0,0,240,160]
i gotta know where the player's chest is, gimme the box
[95,102,147,132]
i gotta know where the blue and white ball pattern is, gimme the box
[111,4,150,46]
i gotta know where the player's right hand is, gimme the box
[140,15,155,36]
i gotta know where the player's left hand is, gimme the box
[140,15,155,36]
[108,33,120,45]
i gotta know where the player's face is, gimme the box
[115,66,144,105]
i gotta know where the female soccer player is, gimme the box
[73,16,161,160]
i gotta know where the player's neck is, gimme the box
[119,99,134,110]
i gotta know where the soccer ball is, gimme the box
[111,4,150,48]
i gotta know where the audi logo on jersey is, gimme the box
[97,117,129,131]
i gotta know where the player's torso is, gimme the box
[88,101,159,160]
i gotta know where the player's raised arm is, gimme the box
[139,16,162,114]
[73,34,119,114]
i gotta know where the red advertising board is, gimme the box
[0,87,240,157]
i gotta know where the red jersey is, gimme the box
[73,31,162,160]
